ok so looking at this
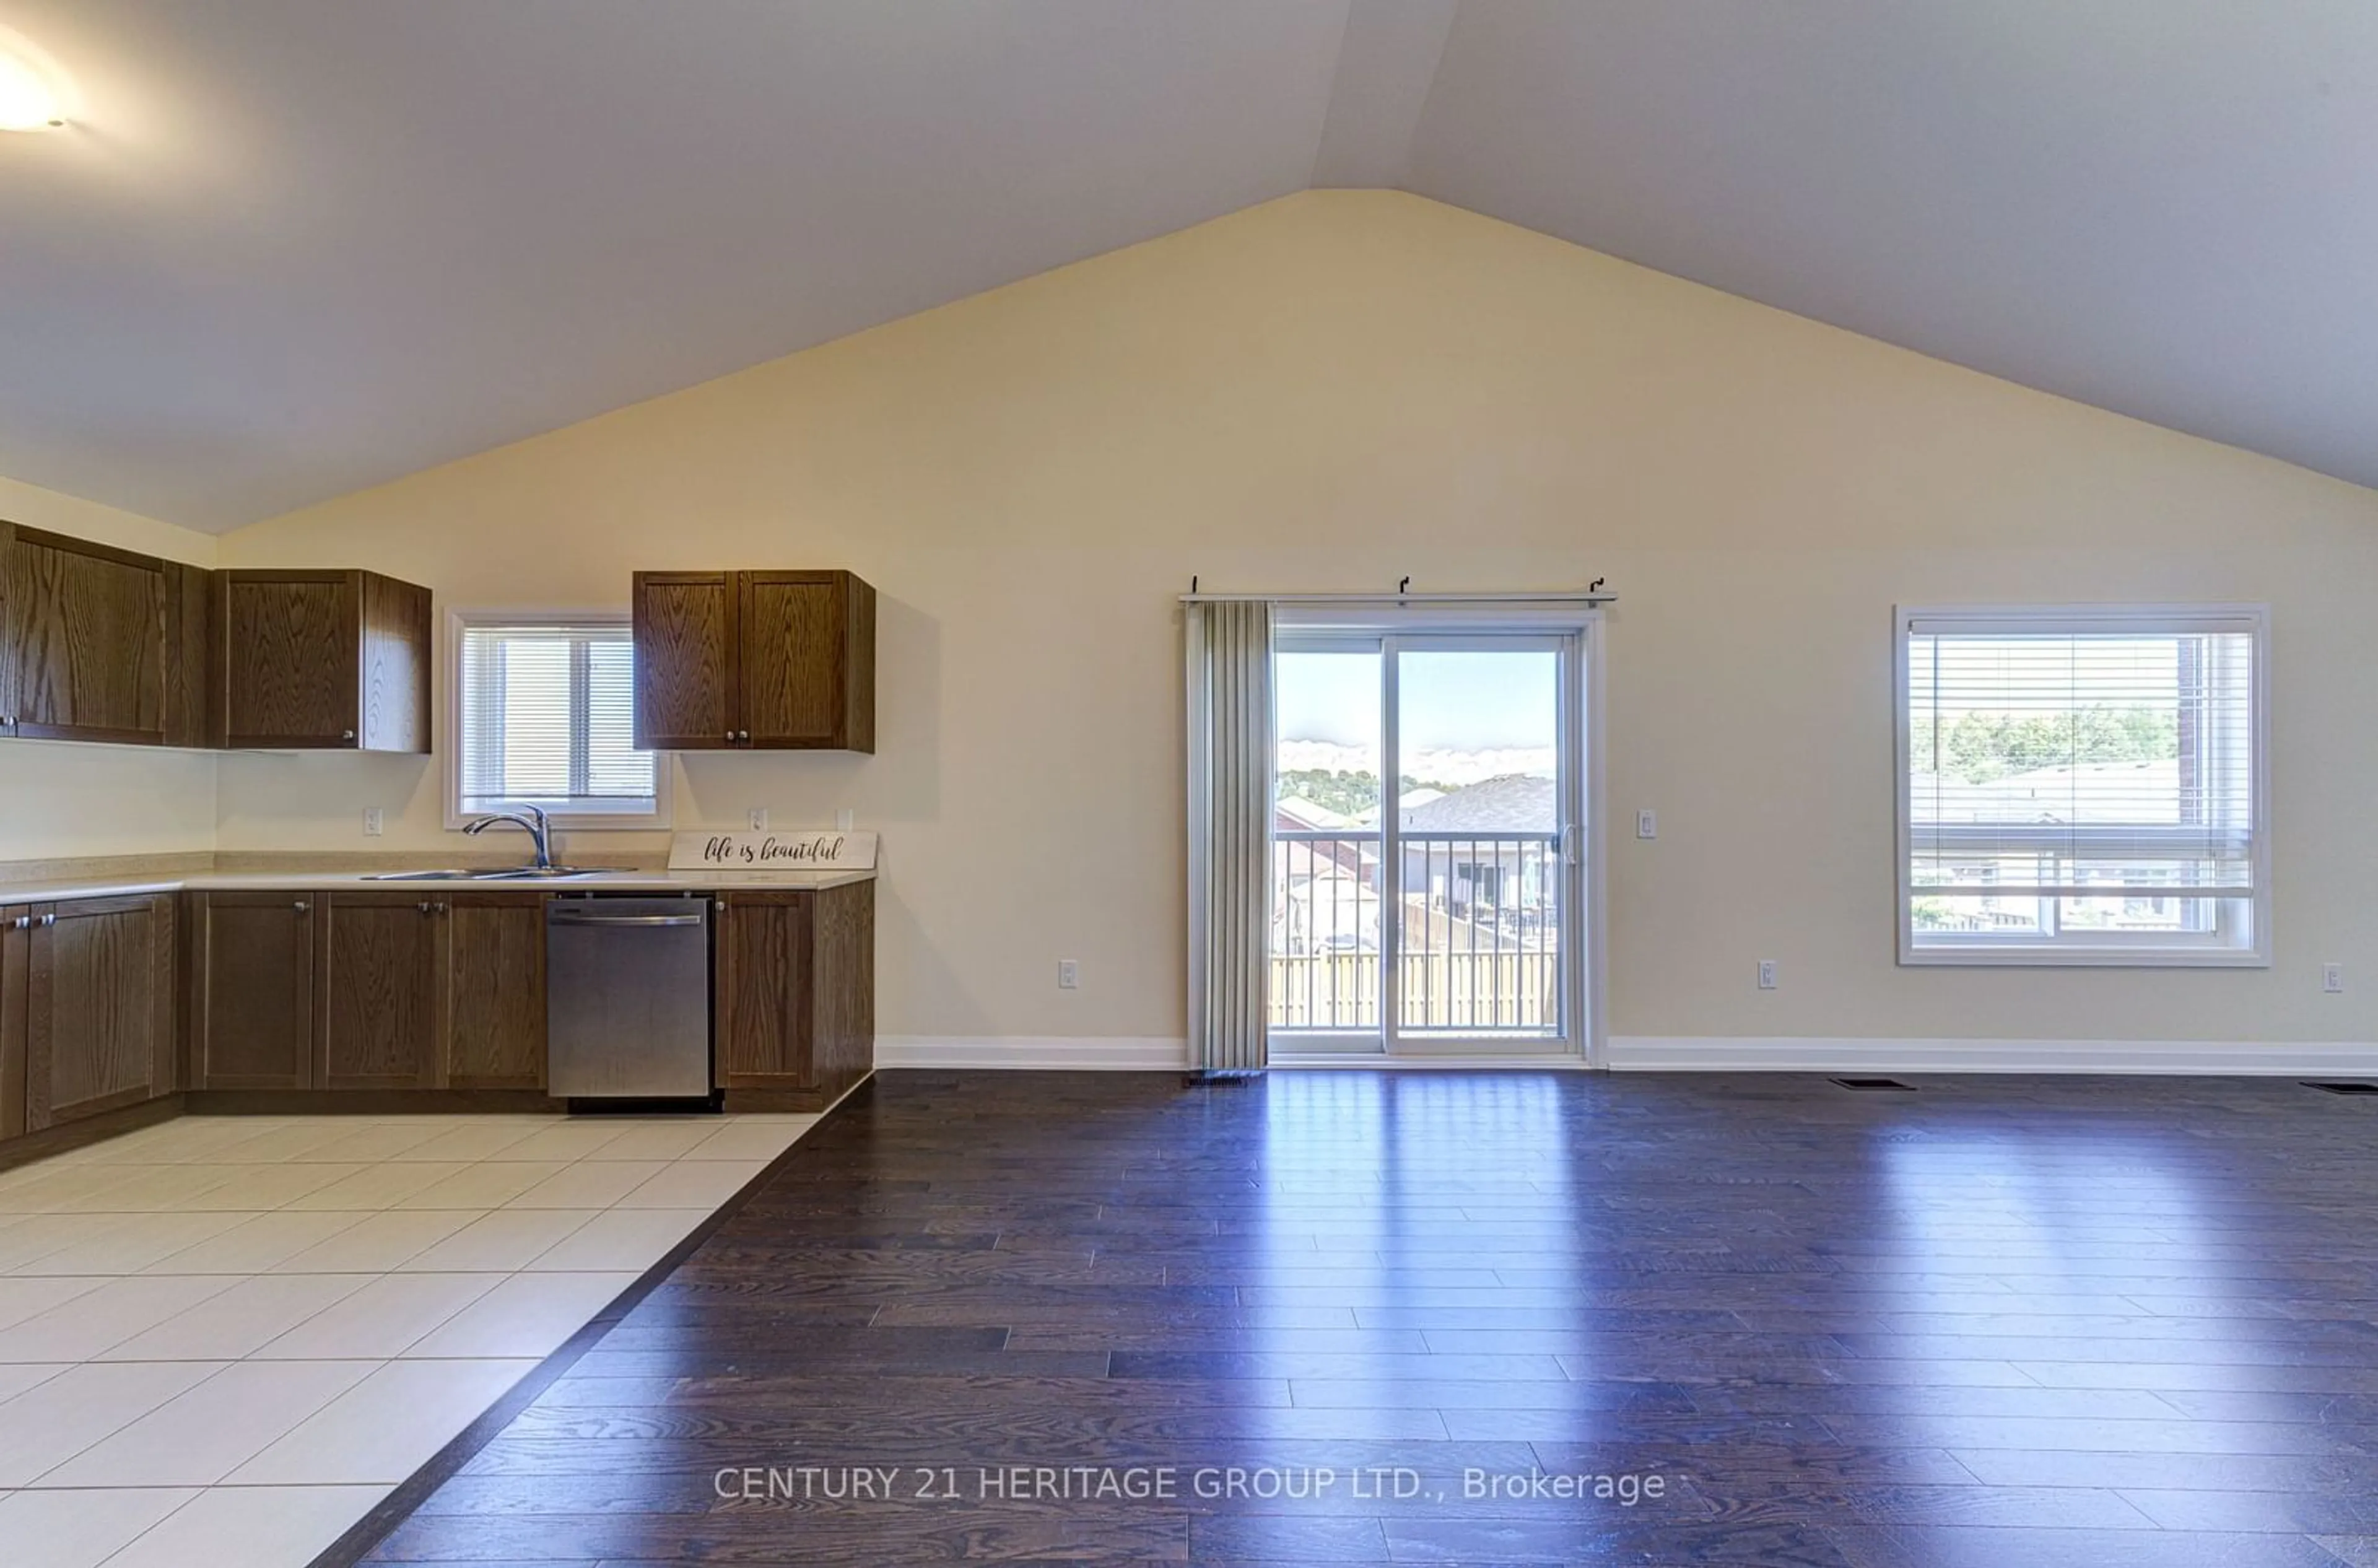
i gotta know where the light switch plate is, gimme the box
[747,808,768,832]
[1058,959,1080,990]
[362,808,383,837]
[1637,809,1657,840]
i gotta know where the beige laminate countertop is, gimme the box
[0,867,876,905]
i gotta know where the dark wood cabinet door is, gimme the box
[632,571,738,749]
[162,562,211,749]
[447,894,545,1089]
[318,894,445,1091]
[194,892,316,1090]
[0,905,25,1140]
[738,572,847,749]
[715,892,815,1090]
[216,571,362,747]
[25,895,175,1130]
[359,573,432,752]
[808,880,874,1102]
[1,524,173,745]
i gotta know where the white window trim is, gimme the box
[1894,603,2270,969]
[443,608,673,833]
[1263,599,1608,1065]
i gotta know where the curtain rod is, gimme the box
[1180,588,1615,606]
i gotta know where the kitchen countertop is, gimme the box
[0,866,876,905]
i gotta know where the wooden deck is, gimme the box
[349,1068,2378,1566]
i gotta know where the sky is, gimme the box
[1277,649,1559,754]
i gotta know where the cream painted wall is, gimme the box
[0,475,220,863]
[213,191,2378,1048]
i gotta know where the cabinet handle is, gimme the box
[738,729,751,743]
[341,728,356,741]
[417,900,432,913]
[723,731,735,744]
[9,916,27,930]
[292,900,310,913]
[40,913,56,927]
[432,900,448,914]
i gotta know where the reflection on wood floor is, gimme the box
[359,1069,2378,1566]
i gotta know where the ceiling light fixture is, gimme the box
[0,45,65,131]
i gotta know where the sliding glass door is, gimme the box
[1270,631,1586,1058]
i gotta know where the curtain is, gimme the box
[1185,599,1274,1076]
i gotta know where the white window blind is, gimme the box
[1898,607,2265,964]
[457,620,658,821]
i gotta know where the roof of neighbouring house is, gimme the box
[1400,775,1557,832]
[1276,796,1352,831]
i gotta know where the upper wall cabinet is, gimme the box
[211,569,433,751]
[0,521,210,747]
[632,569,874,752]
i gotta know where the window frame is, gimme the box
[443,608,671,833]
[1894,603,2270,969]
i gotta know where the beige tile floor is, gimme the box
[0,1108,817,1568]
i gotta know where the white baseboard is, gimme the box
[877,1035,2378,1078]
[877,1036,1190,1071]
[1605,1035,2378,1076]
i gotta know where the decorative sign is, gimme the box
[668,830,878,872]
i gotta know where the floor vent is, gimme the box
[2304,1081,2378,1096]
[1831,1077,1915,1092]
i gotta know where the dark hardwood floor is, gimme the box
[357,1069,2378,1566]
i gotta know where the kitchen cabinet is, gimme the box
[0,521,209,747]
[189,891,316,1090]
[318,893,448,1091]
[1,905,25,1140]
[630,572,737,750]
[211,569,432,751]
[632,568,873,752]
[446,894,546,1089]
[715,881,873,1106]
[186,889,546,1095]
[24,895,176,1131]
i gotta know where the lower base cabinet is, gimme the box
[2,878,873,1144]
[24,895,176,1131]
[716,881,874,1104]
[446,894,546,1090]
[190,889,547,1094]
[189,891,316,1089]
[319,894,448,1091]
[1,907,27,1139]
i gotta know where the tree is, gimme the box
[1276,769,1462,817]
[1909,706,2177,784]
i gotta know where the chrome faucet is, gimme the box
[464,805,554,869]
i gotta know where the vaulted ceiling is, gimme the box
[3,1,2371,530]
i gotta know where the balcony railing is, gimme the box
[1271,830,1561,1035]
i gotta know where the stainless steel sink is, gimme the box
[363,867,604,881]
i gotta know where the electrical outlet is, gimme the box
[835,808,854,830]
[2324,962,2345,994]
[362,808,383,837]
[1058,959,1080,990]
[1757,959,1778,990]
[1637,809,1657,840]
[747,808,768,833]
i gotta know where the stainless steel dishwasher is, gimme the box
[546,896,713,1101]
